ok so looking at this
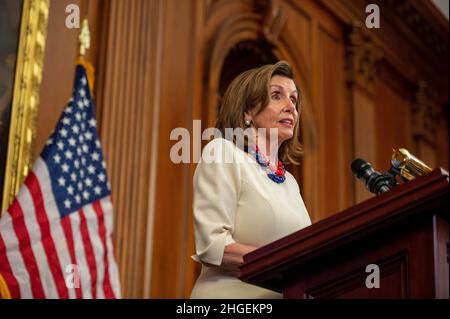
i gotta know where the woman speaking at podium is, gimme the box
[190,61,312,298]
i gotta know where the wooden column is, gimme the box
[94,0,165,298]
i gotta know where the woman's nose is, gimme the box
[283,97,296,112]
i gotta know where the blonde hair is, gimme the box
[215,61,303,165]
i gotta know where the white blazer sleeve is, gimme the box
[192,138,241,266]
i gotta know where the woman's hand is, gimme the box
[218,243,258,277]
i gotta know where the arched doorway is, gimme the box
[218,40,277,98]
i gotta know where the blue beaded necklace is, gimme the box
[245,145,286,184]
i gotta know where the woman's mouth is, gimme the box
[278,119,293,127]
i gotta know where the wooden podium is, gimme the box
[240,169,449,298]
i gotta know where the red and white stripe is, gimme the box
[0,157,121,298]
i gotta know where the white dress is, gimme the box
[190,137,312,298]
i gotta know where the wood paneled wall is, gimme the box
[37,0,82,155]
[34,0,448,298]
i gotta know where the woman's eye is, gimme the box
[271,93,281,100]
[290,97,297,104]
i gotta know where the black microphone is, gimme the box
[351,158,392,195]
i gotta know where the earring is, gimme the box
[245,119,251,127]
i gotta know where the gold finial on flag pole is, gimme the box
[77,18,95,93]
[79,18,90,57]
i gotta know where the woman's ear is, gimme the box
[244,110,253,122]
[244,112,253,127]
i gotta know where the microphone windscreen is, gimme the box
[351,158,369,175]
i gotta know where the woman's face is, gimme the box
[246,75,299,146]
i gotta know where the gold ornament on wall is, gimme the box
[1,0,50,214]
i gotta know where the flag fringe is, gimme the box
[76,57,95,94]
[0,273,11,299]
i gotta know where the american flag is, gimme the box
[0,63,121,298]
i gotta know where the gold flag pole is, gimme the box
[77,18,95,93]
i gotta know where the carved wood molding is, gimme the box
[412,81,441,147]
[344,24,382,95]
[320,0,448,104]
[385,0,448,60]
[321,0,448,65]
[254,0,287,47]
[204,1,271,126]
